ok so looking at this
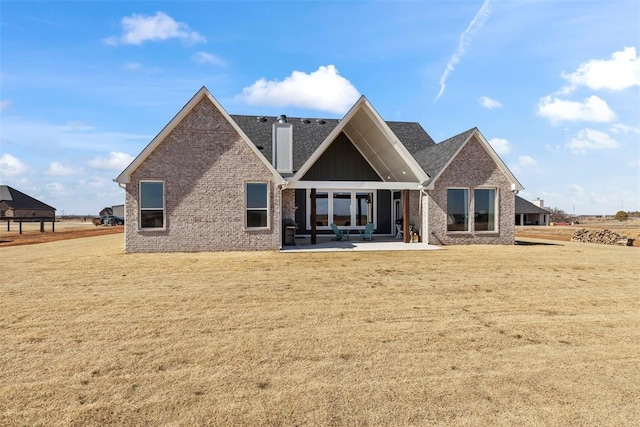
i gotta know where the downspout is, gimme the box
[418,185,427,243]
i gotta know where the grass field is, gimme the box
[1,234,638,426]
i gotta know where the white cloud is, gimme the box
[435,0,491,102]
[569,184,585,195]
[561,47,640,94]
[1,100,12,111]
[89,152,134,171]
[105,11,205,46]
[488,137,511,155]
[193,51,226,66]
[124,62,143,71]
[518,155,537,166]
[626,160,639,168]
[46,161,80,176]
[45,182,66,193]
[478,96,502,110]
[565,128,619,154]
[2,116,150,151]
[0,153,29,177]
[239,65,360,114]
[611,123,640,134]
[537,95,616,124]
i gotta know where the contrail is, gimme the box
[434,0,492,103]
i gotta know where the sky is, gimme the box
[1,0,639,216]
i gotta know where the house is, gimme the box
[99,204,124,217]
[115,87,523,252]
[515,196,550,226]
[0,185,56,220]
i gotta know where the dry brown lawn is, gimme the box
[0,220,122,247]
[1,234,638,426]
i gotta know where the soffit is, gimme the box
[342,107,422,183]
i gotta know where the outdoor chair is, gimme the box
[359,223,375,240]
[395,224,413,239]
[330,223,349,241]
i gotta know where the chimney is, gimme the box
[273,116,293,173]
[533,198,544,208]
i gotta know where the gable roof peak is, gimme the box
[115,87,284,185]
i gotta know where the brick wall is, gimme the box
[282,189,296,222]
[426,136,515,245]
[124,97,281,252]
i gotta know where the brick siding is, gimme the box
[426,137,515,245]
[124,97,281,252]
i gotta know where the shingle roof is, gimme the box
[412,128,476,181]
[385,121,436,154]
[515,196,550,214]
[230,115,437,176]
[230,115,340,174]
[0,185,56,211]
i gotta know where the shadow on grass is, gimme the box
[515,240,564,246]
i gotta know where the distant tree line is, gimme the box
[549,208,638,222]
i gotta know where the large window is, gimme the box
[246,182,269,228]
[308,190,375,229]
[356,192,373,226]
[474,189,496,231]
[333,192,352,226]
[447,188,469,232]
[140,181,164,229]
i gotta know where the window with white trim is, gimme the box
[246,182,269,228]
[140,181,165,229]
[474,188,497,232]
[447,188,469,232]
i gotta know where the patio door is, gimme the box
[392,192,402,226]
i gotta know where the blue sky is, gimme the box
[1,0,638,216]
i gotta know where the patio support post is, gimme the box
[403,189,410,243]
[311,188,317,245]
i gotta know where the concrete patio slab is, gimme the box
[280,236,442,252]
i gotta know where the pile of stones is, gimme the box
[571,228,634,246]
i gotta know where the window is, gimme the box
[315,192,329,226]
[307,190,375,229]
[333,192,352,226]
[140,181,164,229]
[246,182,269,228]
[355,192,373,226]
[447,189,469,232]
[474,189,496,231]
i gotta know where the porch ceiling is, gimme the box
[342,108,423,183]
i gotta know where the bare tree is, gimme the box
[549,207,571,223]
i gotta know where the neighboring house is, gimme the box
[515,196,550,226]
[115,87,523,252]
[0,185,56,220]
[111,204,124,217]
[99,205,124,217]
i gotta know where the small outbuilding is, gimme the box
[515,196,550,226]
[0,185,56,220]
